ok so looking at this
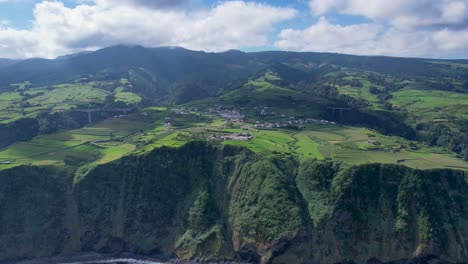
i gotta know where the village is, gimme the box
[166,105,338,142]
[171,105,336,129]
[205,105,244,122]
[252,117,336,129]
[208,133,255,142]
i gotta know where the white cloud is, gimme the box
[92,0,194,9]
[374,28,438,57]
[432,28,468,53]
[0,28,37,58]
[308,0,468,29]
[0,20,10,26]
[275,17,381,55]
[0,0,296,59]
[274,0,468,58]
[0,0,466,59]
[275,16,468,58]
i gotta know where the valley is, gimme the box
[1,100,466,172]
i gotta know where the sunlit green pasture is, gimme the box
[114,92,142,104]
[389,89,468,121]
[0,114,149,169]
[223,129,294,154]
[221,124,468,170]
[0,99,467,172]
[0,83,111,124]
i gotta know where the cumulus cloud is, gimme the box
[0,0,296,58]
[93,0,193,9]
[308,0,468,29]
[275,16,468,58]
[0,0,467,59]
[432,28,468,53]
[275,17,381,55]
[274,0,468,58]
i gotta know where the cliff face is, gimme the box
[0,118,39,149]
[295,161,468,263]
[0,142,466,263]
[0,166,69,258]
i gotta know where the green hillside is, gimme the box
[0,47,467,263]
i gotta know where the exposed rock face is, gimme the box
[0,142,466,263]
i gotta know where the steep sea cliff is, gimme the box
[0,142,466,263]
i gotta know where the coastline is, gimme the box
[0,252,247,264]
[0,251,459,264]
[0,253,166,264]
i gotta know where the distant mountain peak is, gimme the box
[56,51,93,60]
[223,49,244,53]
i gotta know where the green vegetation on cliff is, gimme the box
[0,142,466,263]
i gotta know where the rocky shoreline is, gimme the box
[0,252,249,264]
[337,254,463,264]
[1,253,462,264]
[0,253,165,264]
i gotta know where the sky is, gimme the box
[0,0,467,59]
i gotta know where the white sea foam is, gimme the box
[58,258,161,264]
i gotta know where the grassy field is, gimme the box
[389,89,468,121]
[0,79,147,124]
[0,79,468,170]
[293,133,323,159]
[221,124,468,170]
[27,84,110,109]
[115,91,142,105]
[0,99,467,172]
[0,83,111,123]
[0,106,215,170]
[223,129,294,154]
[337,75,384,110]
[332,71,468,124]
[0,115,148,170]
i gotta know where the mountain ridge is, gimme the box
[1,45,467,89]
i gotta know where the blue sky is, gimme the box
[0,0,466,59]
